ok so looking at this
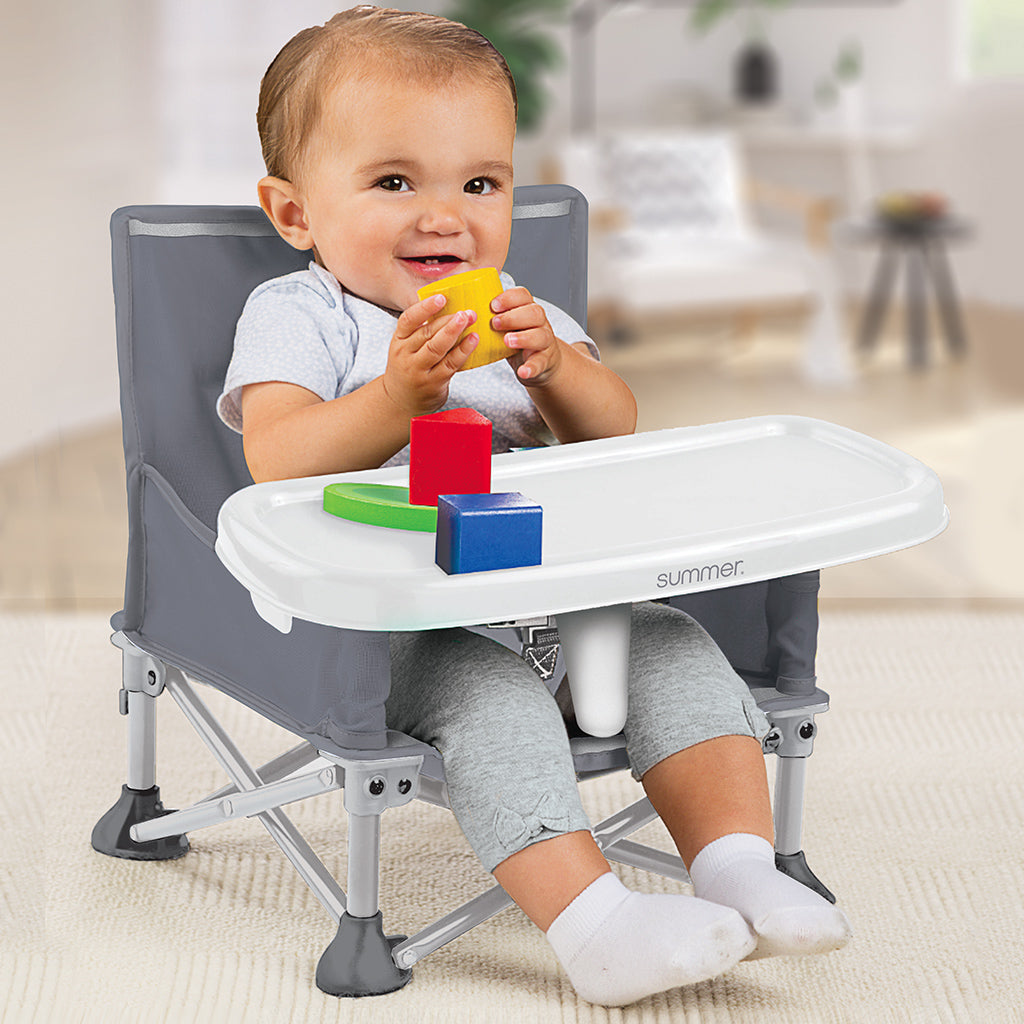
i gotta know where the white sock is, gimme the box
[688,834,853,960]
[544,871,755,1006]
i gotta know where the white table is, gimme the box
[216,416,947,735]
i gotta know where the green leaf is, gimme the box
[689,0,739,35]
[444,0,569,133]
[689,0,795,35]
[815,79,838,107]
[834,40,863,82]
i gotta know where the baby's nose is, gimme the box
[417,199,466,234]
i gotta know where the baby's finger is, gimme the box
[395,293,448,340]
[503,327,552,354]
[442,332,480,373]
[423,309,476,364]
[512,336,562,383]
[491,303,548,336]
[395,310,464,365]
[515,350,546,381]
[490,286,533,314]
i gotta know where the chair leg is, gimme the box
[91,634,189,861]
[772,756,835,903]
[316,812,411,997]
[315,753,425,997]
[766,708,836,904]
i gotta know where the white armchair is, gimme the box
[562,131,852,383]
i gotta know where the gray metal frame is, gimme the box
[106,628,830,970]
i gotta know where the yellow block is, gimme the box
[417,267,510,371]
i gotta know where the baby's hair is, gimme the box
[257,5,518,186]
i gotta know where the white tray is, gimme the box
[215,416,948,634]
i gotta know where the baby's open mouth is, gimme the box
[403,255,462,267]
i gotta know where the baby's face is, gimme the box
[298,70,516,311]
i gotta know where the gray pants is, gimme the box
[387,602,768,873]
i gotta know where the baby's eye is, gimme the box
[464,177,496,195]
[377,176,410,192]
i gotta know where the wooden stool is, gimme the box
[844,215,970,368]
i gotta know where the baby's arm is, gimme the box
[492,287,637,443]
[241,294,478,482]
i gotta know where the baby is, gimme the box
[218,6,851,1006]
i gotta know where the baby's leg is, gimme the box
[643,740,851,958]
[388,628,753,1004]
[387,628,595,876]
[625,602,852,959]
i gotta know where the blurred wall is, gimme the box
[1,0,159,462]
[918,78,1024,309]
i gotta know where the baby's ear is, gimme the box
[257,176,315,251]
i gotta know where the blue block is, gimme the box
[435,492,543,575]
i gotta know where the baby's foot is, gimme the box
[545,871,755,1006]
[689,833,852,960]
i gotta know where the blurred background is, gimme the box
[2,0,1023,610]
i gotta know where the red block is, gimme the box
[409,409,492,507]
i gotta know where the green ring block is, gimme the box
[323,483,438,532]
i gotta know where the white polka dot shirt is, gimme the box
[217,262,599,466]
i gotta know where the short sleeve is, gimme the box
[217,273,354,432]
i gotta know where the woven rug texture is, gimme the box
[2,608,1023,1023]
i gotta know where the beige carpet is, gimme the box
[3,607,1024,1023]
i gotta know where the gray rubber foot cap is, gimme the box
[316,912,412,997]
[91,785,189,861]
[775,849,836,903]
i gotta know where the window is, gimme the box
[965,0,1024,78]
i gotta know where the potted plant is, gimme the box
[690,0,794,106]
[446,0,570,133]
[813,40,864,129]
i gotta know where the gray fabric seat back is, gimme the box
[113,185,587,539]
[109,186,592,753]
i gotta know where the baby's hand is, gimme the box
[383,294,479,417]
[491,287,563,385]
